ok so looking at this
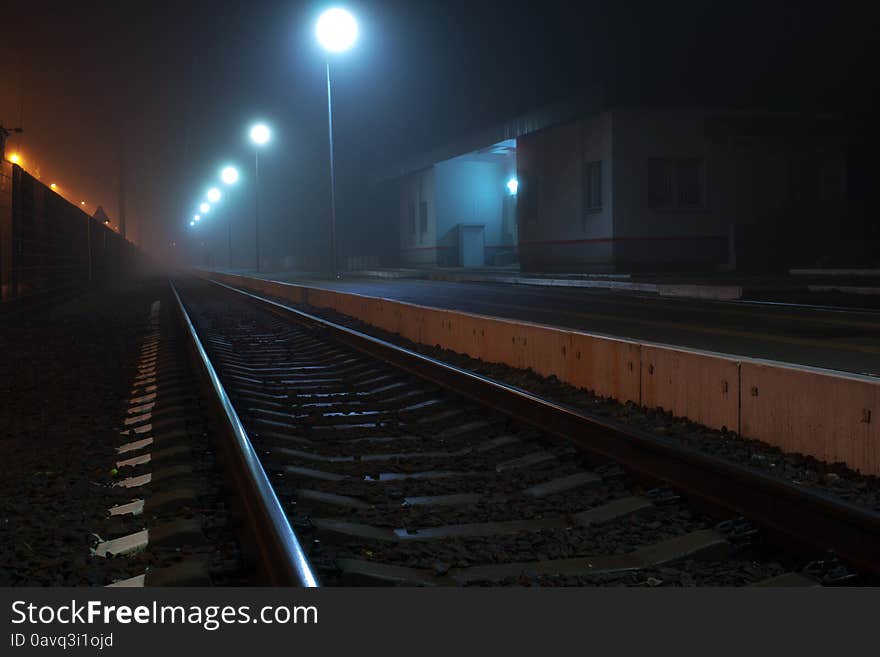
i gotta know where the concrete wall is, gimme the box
[398,168,438,266]
[517,112,614,271]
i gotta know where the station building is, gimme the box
[377,103,854,272]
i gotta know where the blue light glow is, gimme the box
[506,178,518,195]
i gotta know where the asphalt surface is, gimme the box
[235,272,880,377]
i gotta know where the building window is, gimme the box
[648,157,707,209]
[584,160,602,213]
[419,201,428,238]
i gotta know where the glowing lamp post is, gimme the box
[199,202,210,214]
[249,123,270,272]
[221,165,239,185]
[316,7,357,278]
[220,165,240,267]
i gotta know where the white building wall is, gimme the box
[517,111,614,271]
[398,167,437,266]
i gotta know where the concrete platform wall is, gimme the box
[205,271,880,475]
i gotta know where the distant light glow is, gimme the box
[80,201,86,206]
[220,166,239,185]
[9,153,21,164]
[249,123,271,146]
[316,8,358,53]
[506,178,519,195]
[207,187,222,203]
[199,202,210,214]
[194,214,201,222]
[190,220,195,227]
[50,183,57,190]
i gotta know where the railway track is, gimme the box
[171,275,880,586]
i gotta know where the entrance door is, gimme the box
[459,224,485,267]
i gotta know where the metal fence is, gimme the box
[0,162,141,302]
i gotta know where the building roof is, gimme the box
[371,96,850,185]
[370,93,604,184]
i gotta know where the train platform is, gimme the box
[209,268,880,377]
[342,267,880,305]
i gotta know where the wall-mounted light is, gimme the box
[506,178,519,195]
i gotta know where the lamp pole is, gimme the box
[316,7,357,279]
[248,124,270,273]
[219,165,240,270]
[325,60,338,279]
[254,148,260,272]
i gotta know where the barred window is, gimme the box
[648,158,706,209]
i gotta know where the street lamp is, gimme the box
[316,7,357,279]
[207,187,222,203]
[220,165,240,268]
[249,123,270,272]
[221,165,239,185]
[199,202,210,214]
[194,214,201,222]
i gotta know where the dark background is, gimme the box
[0,0,874,262]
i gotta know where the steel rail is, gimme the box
[169,280,319,587]
[204,276,880,576]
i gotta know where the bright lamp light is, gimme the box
[316,8,358,53]
[221,166,239,185]
[199,202,210,214]
[189,220,195,227]
[506,178,519,195]
[249,123,270,146]
[207,187,222,203]
[194,214,201,222]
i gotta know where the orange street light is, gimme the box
[8,152,21,165]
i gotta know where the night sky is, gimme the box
[0,0,873,262]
